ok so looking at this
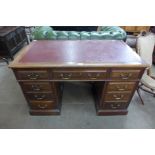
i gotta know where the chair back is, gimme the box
[137,32,155,67]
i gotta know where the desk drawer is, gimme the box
[21,82,54,92]
[104,93,131,102]
[83,71,107,80]
[16,69,49,80]
[52,69,107,80]
[26,93,54,101]
[29,100,57,110]
[110,69,141,80]
[103,102,127,110]
[106,82,136,92]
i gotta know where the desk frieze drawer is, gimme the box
[15,69,49,80]
[106,82,136,92]
[52,69,107,80]
[20,82,54,92]
[25,93,55,101]
[110,69,141,80]
[29,100,57,110]
[83,71,107,80]
[104,93,131,102]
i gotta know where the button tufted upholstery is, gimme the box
[32,26,127,41]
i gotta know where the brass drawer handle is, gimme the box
[38,104,48,109]
[32,85,41,91]
[60,73,72,80]
[116,85,128,91]
[113,94,124,100]
[120,73,132,80]
[88,73,100,80]
[111,103,121,109]
[34,94,45,100]
[27,73,40,80]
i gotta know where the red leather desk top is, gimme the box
[9,40,148,68]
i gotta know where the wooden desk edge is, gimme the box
[8,62,149,69]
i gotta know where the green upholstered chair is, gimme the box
[32,26,55,40]
[80,31,91,40]
[48,31,57,40]
[68,31,81,40]
[32,26,127,41]
[57,31,68,40]
[99,26,127,40]
[90,32,102,40]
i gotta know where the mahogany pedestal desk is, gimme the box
[9,40,148,116]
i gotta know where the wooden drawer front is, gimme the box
[53,71,81,80]
[21,82,53,92]
[103,102,127,110]
[16,70,49,80]
[53,70,107,80]
[83,71,107,80]
[29,101,57,110]
[110,69,141,80]
[104,93,131,102]
[106,82,136,92]
[26,93,54,101]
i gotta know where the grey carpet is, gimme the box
[0,62,155,129]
